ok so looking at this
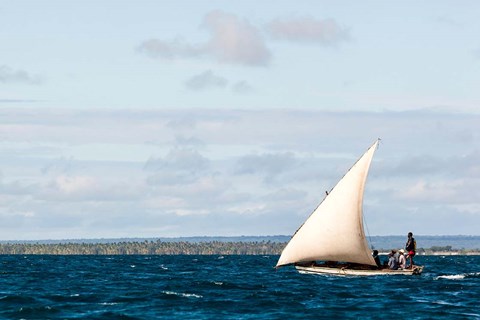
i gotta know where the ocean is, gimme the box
[0,255,479,319]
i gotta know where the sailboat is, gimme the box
[276,140,424,276]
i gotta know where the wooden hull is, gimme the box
[295,265,424,276]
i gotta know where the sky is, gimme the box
[1,1,480,240]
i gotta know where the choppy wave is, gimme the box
[435,272,480,280]
[162,291,203,299]
[0,255,479,319]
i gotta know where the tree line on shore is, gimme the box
[0,240,285,255]
[0,241,478,255]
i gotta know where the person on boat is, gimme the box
[388,250,398,270]
[372,250,382,268]
[393,249,400,262]
[398,249,407,269]
[405,232,416,268]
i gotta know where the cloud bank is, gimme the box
[1,108,479,239]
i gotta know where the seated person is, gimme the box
[372,250,382,268]
[388,250,398,270]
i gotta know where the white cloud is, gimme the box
[0,65,43,85]
[54,175,96,195]
[185,70,228,90]
[36,173,144,203]
[0,177,35,195]
[267,16,350,45]
[137,10,271,66]
[144,147,213,193]
[235,152,297,183]
[202,10,271,66]
[232,80,254,94]
[167,208,210,217]
[145,148,210,174]
[395,178,480,205]
[435,15,463,28]
[136,38,203,60]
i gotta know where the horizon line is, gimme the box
[2,234,480,243]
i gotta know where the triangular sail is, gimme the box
[276,140,379,268]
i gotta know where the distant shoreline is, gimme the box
[426,252,480,256]
[2,234,480,243]
[0,239,479,256]
[380,250,480,256]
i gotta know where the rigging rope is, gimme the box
[364,214,373,250]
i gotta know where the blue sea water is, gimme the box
[0,255,479,319]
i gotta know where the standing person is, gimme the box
[405,232,416,269]
[398,249,407,269]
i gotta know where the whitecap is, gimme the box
[162,291,202,298]
[458,312,480,318]
[160,264,168,270]
[433,300,462,307]
[435,274,466,280]
[181,293,202,298]
[130,265,136,268]
[436,272,480,280]
[468,272,480,277]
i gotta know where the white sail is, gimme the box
[276,140,379,268]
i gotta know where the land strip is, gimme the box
[0,241,478,255]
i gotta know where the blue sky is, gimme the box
[1,1,480,240]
